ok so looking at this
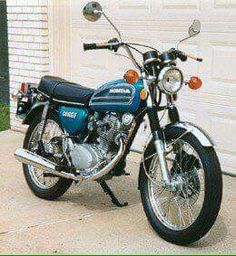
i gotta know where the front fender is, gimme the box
[22,102,47,125]
[169,122,214,147]
[143,121,214,157]
[139,121,214,190]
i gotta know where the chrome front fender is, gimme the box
[143,121,214,154]
[170,121,214,147]
[139,121,214,190]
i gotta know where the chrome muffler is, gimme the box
[14,140,125,181]
[14,148,82,181]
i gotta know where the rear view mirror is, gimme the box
[83,1,103,22]
[83,1,122,40]
[189,19,201,37]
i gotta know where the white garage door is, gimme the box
[52,0,236,174]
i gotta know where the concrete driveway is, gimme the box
[0,130,235,254]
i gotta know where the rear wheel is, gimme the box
[23,112,73,200]
[139,129,222,245]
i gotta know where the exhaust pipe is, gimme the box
[14,140,125,182]
[88,138,125,181]
[14,148,82,181]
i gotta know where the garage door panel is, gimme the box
[113,0,153,17]
[219,151,236,173]
[181,87,236,108]
[204,81,236,101]
[211,117,236,173]
[162,0,200,9]
[210,116,236,152]
[212,45,236,83]
[118,0,150,10]
[67,0,236,174]
[160,1,202,21]
[174,97,236,175]
[106,0,161,20]
[178,108,198,124]
[214,0,236,8]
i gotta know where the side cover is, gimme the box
[59,106,89,135]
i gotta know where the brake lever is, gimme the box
[108,38,121,52]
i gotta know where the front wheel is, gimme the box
[139,129,222,245]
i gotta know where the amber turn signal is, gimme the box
[124,70,140,85]
[188,76,202,90]
[140,89,148,100]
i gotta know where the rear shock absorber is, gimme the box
[37,101,50,154]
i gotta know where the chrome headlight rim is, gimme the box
[158,66,184,95]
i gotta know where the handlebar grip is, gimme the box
[185,52,203,62]
[83,43,98,51]
[83,39,120,52]
[196,58,203,62]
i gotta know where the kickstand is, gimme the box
[99,181,128,208]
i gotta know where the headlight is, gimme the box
[158,66,183,95]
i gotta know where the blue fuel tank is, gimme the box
[89,79,144,113]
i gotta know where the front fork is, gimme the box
[143,74,179,186]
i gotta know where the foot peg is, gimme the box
[99,181,128,208]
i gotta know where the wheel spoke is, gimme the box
[148,138,205,231]
[174,197,186,227]
[28,119,61,189]
[186,198,194,224]
[153,187,165,198]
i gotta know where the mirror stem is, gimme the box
[98,11,122,41]
[176,32,200,49]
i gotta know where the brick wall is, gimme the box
[7,0,49,131]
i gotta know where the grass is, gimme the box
[0,103,10,132]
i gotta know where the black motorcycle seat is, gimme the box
[38,76,94,105]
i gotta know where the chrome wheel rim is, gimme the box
[147,140,205,231]
[27,119,62,189]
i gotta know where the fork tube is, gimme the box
[143,73,171,185]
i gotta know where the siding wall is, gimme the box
[7,0,49,131]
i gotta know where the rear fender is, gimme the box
[23,102,47,125]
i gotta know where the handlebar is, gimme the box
[83,38,121,52]
[174,50,203,62]
[184,52,203,62]
[83,43,112,51]
[83,43,105,51]
[83,41,203,67]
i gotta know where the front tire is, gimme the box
[139,129,222,245]
[23,112,73,200]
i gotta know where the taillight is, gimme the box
[20,82,29,94]
[188,76,202,90]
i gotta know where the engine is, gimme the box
[69,112,135,171]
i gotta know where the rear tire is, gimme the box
[23,112,73,200]
[139,129,223,245]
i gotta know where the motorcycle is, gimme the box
[14,1,222,245]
